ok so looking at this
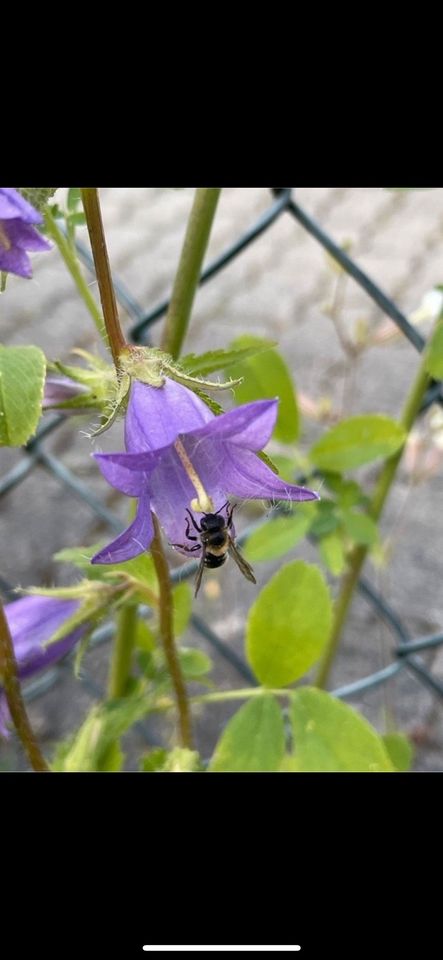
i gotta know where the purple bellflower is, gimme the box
[0,595,85,738]
[0,188,51,278]
[92,379,319,565]
[43,373,90,411]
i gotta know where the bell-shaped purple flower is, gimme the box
[0,188,51,278]
[0,595,85,738]
[92,379,319,565]
[43,373,90,412]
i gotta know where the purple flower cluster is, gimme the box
[0,596,85,738]
[0,188,51,278]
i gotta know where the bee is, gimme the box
[170,501,257,597]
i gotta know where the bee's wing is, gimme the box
[194,543,207,597]
[228,538,257,584]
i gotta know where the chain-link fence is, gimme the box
[1,187,443,764]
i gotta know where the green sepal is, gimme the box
[186,387,225,416]
[120,345,242,393]
[23,580,126,646]
[54,543,158,603]
[47,350,129,427]
[180,342,276,377]
[119,346,167,387]
[16,188,58,212]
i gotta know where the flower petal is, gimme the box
[5,596,80,662]
[148,447,227,553]
[187,439,320,502]
[5,218,51,252]
[125,379,213,453]
[1,596,86,741]
[0,188,42,223]
[186,399,278,450]
[91,490,154,563]
[19,628,85,680]
[0,244,32,277]
[93,452,148,496]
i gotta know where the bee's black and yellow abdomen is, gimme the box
[204,552,228,569]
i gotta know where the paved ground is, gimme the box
[1,187,443,771]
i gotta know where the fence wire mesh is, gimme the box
[1,187,442,764]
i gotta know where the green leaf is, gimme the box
[269,454,300,482]
[425,321,443,379]
[209,694,285,772]
[0,345,46,446]
[246,560,332,687]
[99,741,124,772]
[53,695,151,772]
[244,513,310,563]
[141,747,201,772]
[180,342,275,377]
[318,533,347,576]
[179,647,212,679]
[172,582,192,636]
[291,688,394,772]
[309,501,340,538]
[310,415,406,472]
[68,211,86,227]
[382,733,414,772]
[322,473,366,508]
[67,187,81,211]
[140,748,168,772]
[227,335,300,443]
[341,509,379,546]
[279,754,301,771]
[162,747,202,772]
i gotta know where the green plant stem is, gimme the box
[44,207,107,345]
[151,686,292,714]
[315,355,432,689]
[107,604,138,698]
[150,514,193,747]
[0,601,49,772]
[160,188,221,358]
[81,188,127,367]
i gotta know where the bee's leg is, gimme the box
[170,542,201,552]
[227,503,237,529]
[186,509,202,533]
[185,517,198,542]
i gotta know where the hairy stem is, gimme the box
[315,354,432,689]
[161,188,221,358]
[0,601,49,772]
[44,207,107,345]
[150,514,193,747]
[81,188,126,367]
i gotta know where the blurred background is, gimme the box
[1,187,442,770]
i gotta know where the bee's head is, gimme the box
[200,513,225,532]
